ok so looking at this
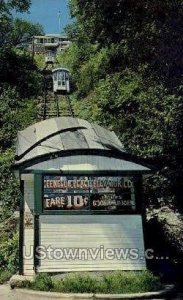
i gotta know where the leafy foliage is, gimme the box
[69,0,183,88]
[0,149,20,219]
[34,53,45,69]
[0,0,43,274]
[11,18,44,47]
[66,0,183,210]
[0,269,13,284]
[30,273,53,291]
[0,86,38,150]
[0,232,19,273]
[19,271,162,293]
[0,0,43,51]
[0,0,31,47]
[1,0,31,12]
[0,48,43,97]
[0,151,20,274]
[0,87,38,272]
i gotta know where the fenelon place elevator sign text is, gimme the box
[43,176,136,212]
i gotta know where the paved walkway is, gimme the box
[0,284,183,300]
[0,285,16,299]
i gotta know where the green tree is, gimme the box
[0,85,39,275]
[0,0,44,275]
[11,18,44,47]
[69,0,183,91]
[67,0,183,210]
[0,86,38,150]
[0,48,43,97]
[0,0,31,12]
[0,0,31,47]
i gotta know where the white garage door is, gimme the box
[38,215,146,272]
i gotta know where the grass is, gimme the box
[19,271,163,294]
[0,269,13,284]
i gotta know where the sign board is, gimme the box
[43,176,136,212]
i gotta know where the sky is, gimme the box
[14,0,72,34]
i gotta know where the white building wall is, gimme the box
[39,215,146,273]
[20,172,146,274]
[21,174,35,276]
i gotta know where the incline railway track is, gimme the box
[41,91,74,120]
[38,62,74,120]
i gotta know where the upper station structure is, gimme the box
[30,33,71,54]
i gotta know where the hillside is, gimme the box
[0,0,182,282]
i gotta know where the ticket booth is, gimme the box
[14,117,151,276]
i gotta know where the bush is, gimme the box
[0,231,19,273]
[61,273,99,293]
[102,271,162,293]
[0,270,13,284]
[24,271,162,294]
[32,273,54,291]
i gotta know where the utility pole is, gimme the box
[32,36,35,60]
[58,11,61,32]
